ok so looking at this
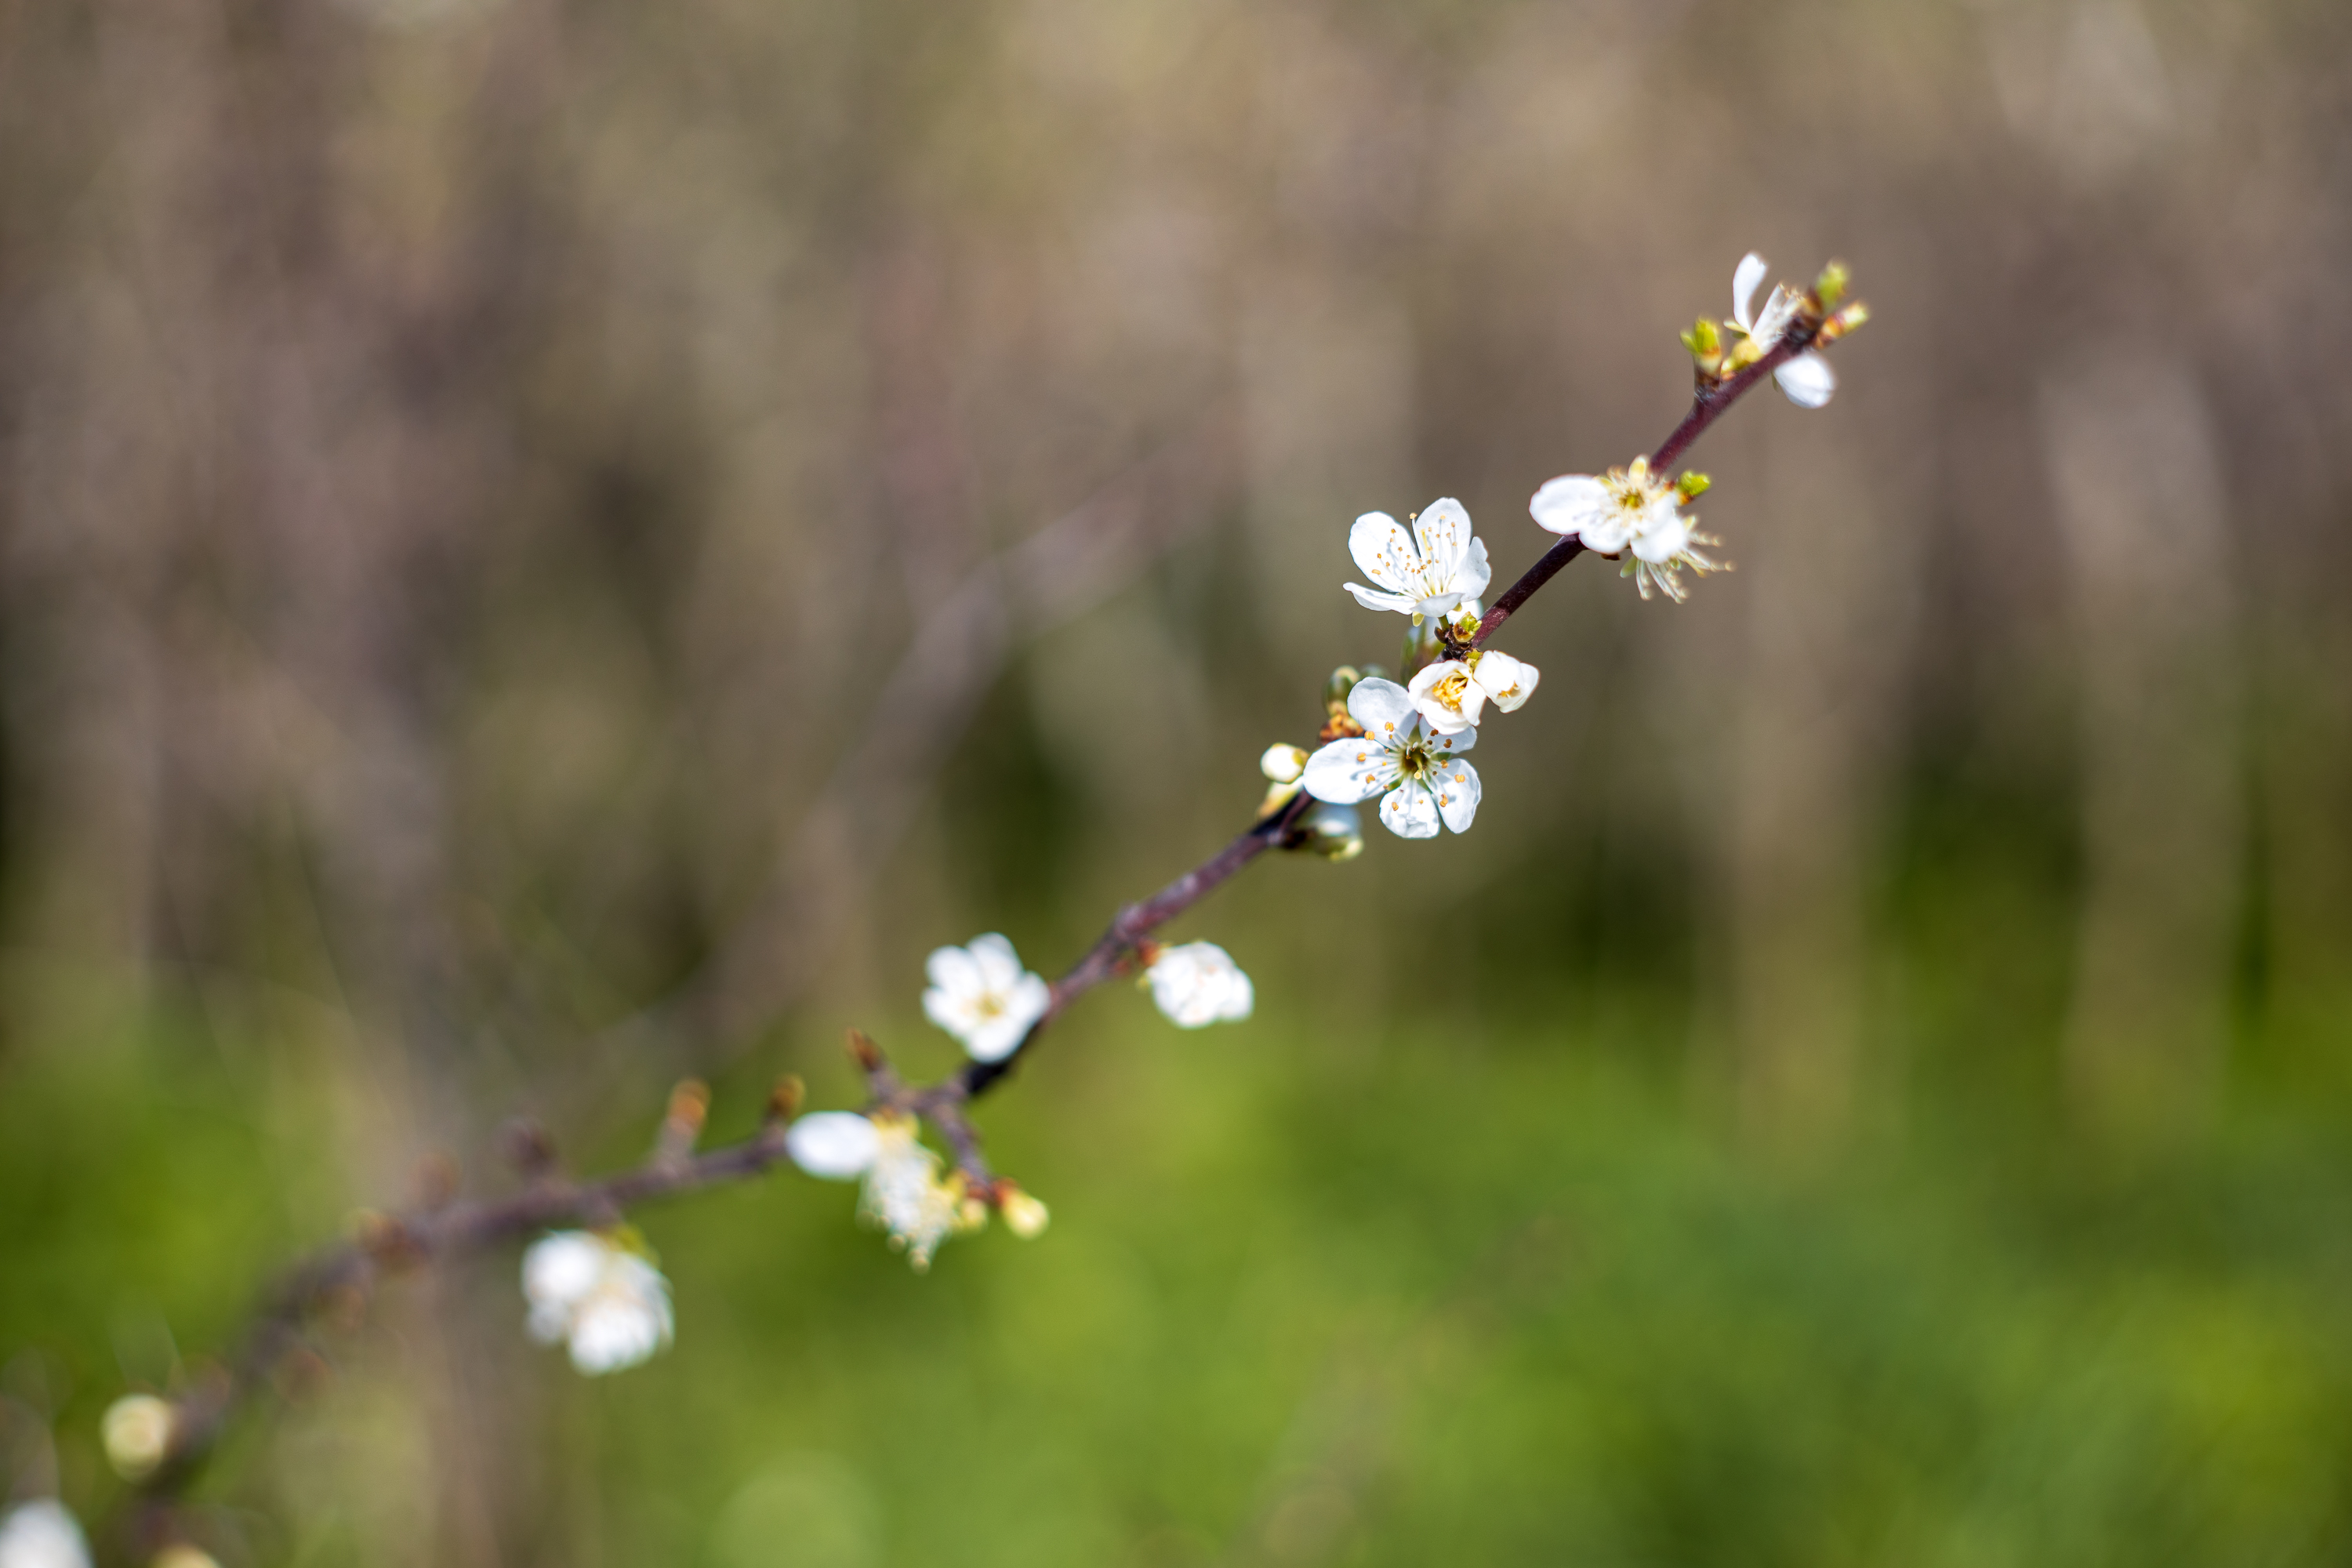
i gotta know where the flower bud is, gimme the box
[999,1189,1051,1239]
[103,1394,176,1481]
[1813,260,1850,311]
[1322,666,1365,716]
[1291,800,1365,862]
[1260,744,1308,784]
[1675,472,1711,503]
[155,1548,223,1568]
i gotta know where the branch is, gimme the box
[126,286,1854,1528]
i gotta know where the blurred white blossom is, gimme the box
[523,1230,674,1375]
[859,1114,982,1271]
[1343,499,1492,622]
[0,1502,89,1568]
[1301,677,1481,839]
[786,1112,883,1180]
[1730,252,1836,408]
[100,1394,175,1481]
[1145,942,1254,1027]
[922,934,1051,1062]
[1406,648,1539,735]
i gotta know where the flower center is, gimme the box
[974,993,1005,1018]
[1428,669,1472,714]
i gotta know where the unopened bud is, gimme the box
[948,1174,989,1234]
[103,1394,176,1481]
[1322,666,1365,716]
[656,1079,710,1161]
[1290,800,1365,862]
[1814,260,1850,311]
[1817,301,1870,345]
[1000,1189,1051,1239]
[1680,316,1724,376]
[764,1074,806,1126]
[1675,472,1711,502]
[1260,743,1308,783]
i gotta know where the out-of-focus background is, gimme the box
[4,0,2351,1562]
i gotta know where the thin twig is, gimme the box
[132,300,1841,1523]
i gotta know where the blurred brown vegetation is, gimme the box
[4,0,2351,1561]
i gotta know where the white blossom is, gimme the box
[1528,456,1679,555]
[1529,457,1726,604]
[0,1503,89,1568]
[1144,942,1254,1027]
[1405,648,1539,735]
[1730,252,1836,408]
[1342,499,1492,622]
[1301,677,1481,840]
[785,1111,882,1180]
[523,1230,673,1375]
[858,1114,980,1271]
[921,934,1051,1062]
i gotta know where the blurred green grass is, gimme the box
[11,931,2352,1566]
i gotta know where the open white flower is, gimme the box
[523,1230,674,1375]
[859,1114,980,1271]
[922,934,1051,1062]
[1301,677,1481,839]
[1145,941,1254,1027]
[1406,648,1539,735]
[1730,252,1835,408]
[1530,456,1726,603]
[1343,499,1492,622]
[0,1502,89,1568]
[1528,456,1679,555]
[785,1111,883,1180]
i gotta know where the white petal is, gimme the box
[1006,972,1052,1033]
[1377,779,1442,839]
[922,985,977,1040]
[523,1232,607,1309]
[1410,498,1475,579]
[960,1011,1027,1063]
[1347,512,1421,597]
[1632,514,1689,564]
[923,944,983,1000]
[964,933,1025,990]
[1343,582,1417,615]
[568,1290,670,1374]
[1733,252,1769,331]
[1773,351,1837,408]
[1432,758,1482,833]
[1472,651,1539,712]
[1344,676,1416,742]
[1210,964,1254,1022]
[786,1112,882,1180]
[1302,735,1400,804]
[1529,474,1610,539]
[1427,720,1476,756]
[1457,533,1493,601]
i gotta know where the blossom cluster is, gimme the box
[99,246,1860,1495]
